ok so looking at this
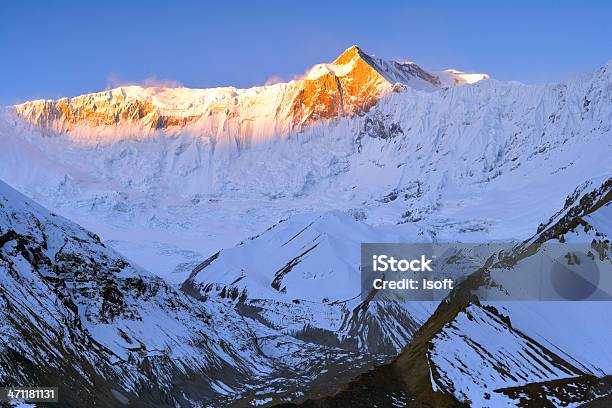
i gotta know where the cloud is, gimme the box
[262,69,310,86]
[141,76,184,88]
[264,75,285,86]
[105,73,184,89]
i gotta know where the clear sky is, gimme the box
[1,1,611,104]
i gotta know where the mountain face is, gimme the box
[0,45,611,408]
[1,59,609,279]
[0,178,277,406]
[13,46,462,146]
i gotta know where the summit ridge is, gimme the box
[12,46,487,144]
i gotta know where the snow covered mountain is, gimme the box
[181,211,436,355]
[0,45,611,407]
[12,46,470,146]
[1,58,609,282]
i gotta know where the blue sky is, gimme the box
[1,1,611,104]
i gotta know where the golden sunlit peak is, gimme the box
[333,45,366,65]
[12,44,465,139]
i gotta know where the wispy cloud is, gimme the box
[105,73,184,89]
[262,68,312,86]
[264,75,285,86]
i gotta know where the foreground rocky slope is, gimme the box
[0,178,279,406]
[281,178,612,407]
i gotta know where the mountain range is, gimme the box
[0,46,610,407]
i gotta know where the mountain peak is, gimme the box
[11,46,487,142]
[333,45,364,65]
